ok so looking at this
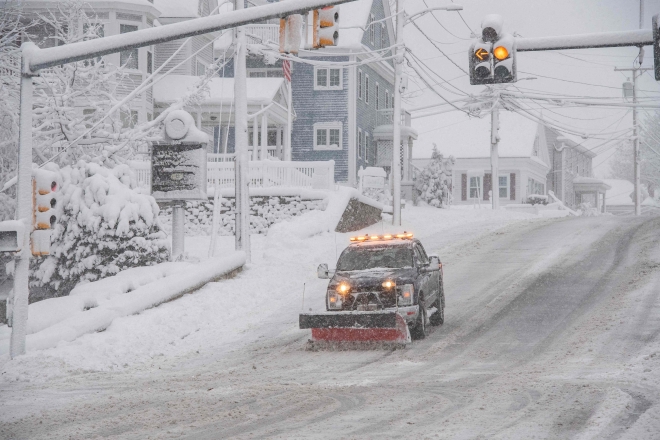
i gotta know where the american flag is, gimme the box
[282,59,291,82]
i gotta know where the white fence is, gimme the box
[131,159,335,191]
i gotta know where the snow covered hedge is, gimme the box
[30,162,170,295]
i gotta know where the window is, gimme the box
[314,67,341,90]
[381,23,386,50]
[385,90,389,109]
[375,83,380,109]
[83,109,96,128]
[357,128,362,158]
[527,178,544,196]
[147,113,153,122]
[120,24,138,69]
[498,175,509,199]
[196,59,206,76]
[365,133,370,163]
[121,110,138,129]
[247,68,283,78]
[358,70,363,99]
[469,176,481,199]
[369,14,375,45]
[147,51,153,74]
[365,75,369,104]
[314,122,342,150]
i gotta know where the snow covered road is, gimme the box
[1,214,660,439]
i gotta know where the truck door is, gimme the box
[413,244,433,309]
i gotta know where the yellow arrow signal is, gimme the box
[474,48,489,61]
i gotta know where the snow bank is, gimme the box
[0,253,245,355]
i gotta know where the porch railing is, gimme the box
[245,24,280,44]
[131,159,335,191]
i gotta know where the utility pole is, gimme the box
[234,0,251,261]
[614,1,651,216]
[391,0,404,226]
[490,98,500,209]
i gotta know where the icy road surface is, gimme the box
[2,215,660,439]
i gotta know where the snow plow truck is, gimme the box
[300,233,445,347]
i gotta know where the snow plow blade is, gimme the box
[299,311,411,346]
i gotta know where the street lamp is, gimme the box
[391,3,462,226]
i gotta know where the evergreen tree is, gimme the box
[414,144,454,208]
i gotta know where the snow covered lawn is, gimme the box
[0,201,543,381]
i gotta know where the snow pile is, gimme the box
[30,162,170,295]
[0,253,244,357]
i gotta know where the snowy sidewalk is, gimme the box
[0,252,245,356]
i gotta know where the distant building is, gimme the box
[413,112,550,206]
[543,127,596,207]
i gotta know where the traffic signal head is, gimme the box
[31,168,60,256]
[469,41,492,85]
[492,34,516,83]
[481,14,503,43]
[32,168,59,231]
[279,14,302,54]
[469,15,517,85]
[313,6,339,48]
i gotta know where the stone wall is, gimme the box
[158,195,328,236]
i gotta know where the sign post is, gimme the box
[151,110,209,261]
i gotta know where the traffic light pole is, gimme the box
[391,0,404,226]
[10,70,35,358]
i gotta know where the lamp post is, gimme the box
[392,3,462,225]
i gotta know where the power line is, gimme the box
[519,70,660,94]
[422,0,471,41]
[406,50,469,96]
[409,19,468,75]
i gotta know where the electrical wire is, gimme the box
[409,19,468,75]
[422,0,470,41]
[406,50,469,96]
[519,70,660,94]
[406,59,471,114]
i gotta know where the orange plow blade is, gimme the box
[300,311,411,345]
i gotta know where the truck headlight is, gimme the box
[328,290,342,310]
[398,284,414,306]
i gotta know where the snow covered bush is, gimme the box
[526,194,548,205]
[414,144,454,208]
[30,162,170,295]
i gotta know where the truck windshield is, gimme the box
[336,246,413,271]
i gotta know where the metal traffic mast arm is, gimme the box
[22,0,358,73]
[515,29,652,52]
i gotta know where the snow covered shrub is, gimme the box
[526,194,548,205]
[414,144,454,208]
[30,161,169,295]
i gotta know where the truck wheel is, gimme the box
[410,303,428,340]
[430,281,445,326]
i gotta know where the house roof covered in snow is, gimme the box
[431,111,542,160]
[154,75,284,106]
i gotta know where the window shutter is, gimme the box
[461,174,467,201]
[483,173,491,201]
[510,173,516,200]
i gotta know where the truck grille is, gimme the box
[341,290,397,310]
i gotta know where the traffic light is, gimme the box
[653,14,660,80]
[313,6,339,48]
[279,14,302,54]
[469,14,517,85]
[31,168,60,256]
[469,40,492,85]
[492,34,516,83]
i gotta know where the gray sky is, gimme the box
[405,0,660,178]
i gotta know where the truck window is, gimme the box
[337,246,413,271]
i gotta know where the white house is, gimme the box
[413,112,551,206]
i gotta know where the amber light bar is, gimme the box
[349,232,414,242]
